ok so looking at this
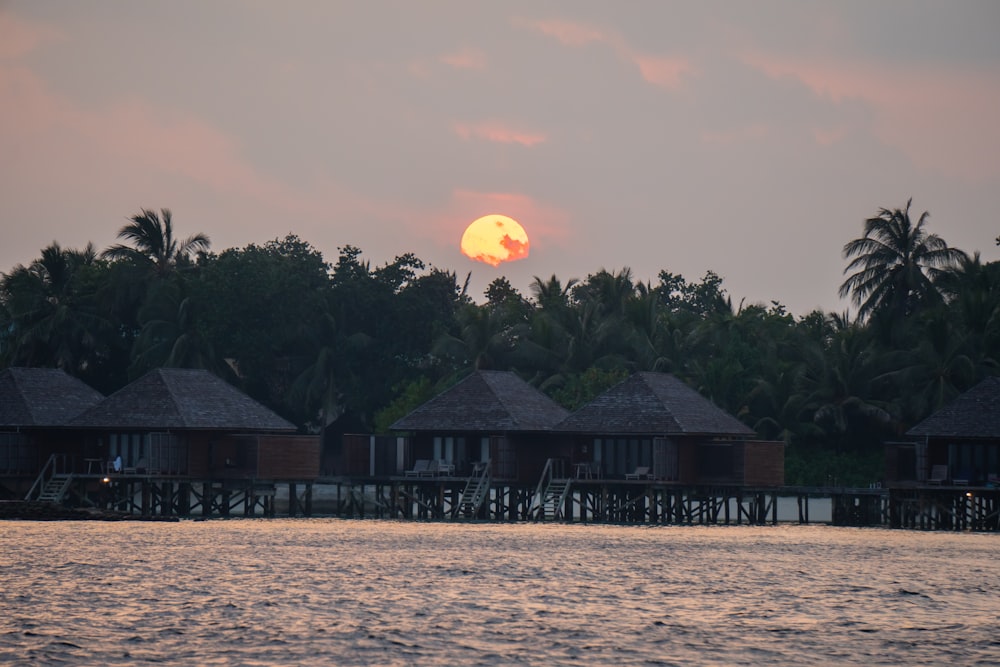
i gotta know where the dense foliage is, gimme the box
[3,203,997,485]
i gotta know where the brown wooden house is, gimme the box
[556,372,784,486]
[887,376,1000,487]
[0,367,105,495]
[69,368,320,482]
[390,370,570,482]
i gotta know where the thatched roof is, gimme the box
[70,368,296,432]
[907,376,1000,439]
[557,371,755,436]
[0,367,105,427]
[391,370,570,432]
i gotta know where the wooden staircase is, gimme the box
[24,454,74,504]
[530,458,572,521]
[453,461,491,519]
[36,475,74,503]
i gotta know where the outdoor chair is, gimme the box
[952,467,972,485]
[928,464,948,484]
[625,466,653,480]
[405,459,431,477]
[436,460,455,476]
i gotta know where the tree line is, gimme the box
[2,202,998,485]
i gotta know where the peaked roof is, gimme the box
[391,370,570,432]
[70,368,296,432]
[557,371,755,436]
[0,367,105,427]
[907,376,1000,439]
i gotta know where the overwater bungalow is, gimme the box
[0,367,105,496]
[355,369,786,523]
[4,367,320,515]
[886,376,1000,487]
[388,370,570,483]
[68,368,318,482]
[885,376,1000,530]
[557,372,784,487]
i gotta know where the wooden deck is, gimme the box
[6,468,998,530]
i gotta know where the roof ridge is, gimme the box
[155,369,191,428]
[6,369,35,424]
[641,373,692,429]
[482,371,523,428]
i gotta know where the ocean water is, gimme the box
[0,520,997,666]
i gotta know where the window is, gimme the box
[109,432,187,474]
[596,438,653,476]
[0,433,29,473]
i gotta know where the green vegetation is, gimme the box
[2,202,997,486]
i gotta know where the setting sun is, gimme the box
[460,214,530,267]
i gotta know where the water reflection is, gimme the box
[0,520,997,665]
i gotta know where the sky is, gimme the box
[2,1,999,317]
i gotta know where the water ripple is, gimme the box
[0,520,997,665]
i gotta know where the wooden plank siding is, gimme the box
[256,435,321,480]
[743,440,785,487]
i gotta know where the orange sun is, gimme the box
[460,214,530,267]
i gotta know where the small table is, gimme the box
[85,458,104,474]
[575,462,594,479]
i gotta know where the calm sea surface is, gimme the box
[1,519,998,666]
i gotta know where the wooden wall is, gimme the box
[677,440,699,484]
[742,440,785,487]
[257,435,321,480]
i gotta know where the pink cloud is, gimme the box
[0,13,62,60]
[523,19,607,47]
[519,17,693,90]
[633,55,692,88]
[439,48,487,70]
[813,125,850,146]
[0,56,388,253]
[742,51,1000,181]
[453,121,547,147]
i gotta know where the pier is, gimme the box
[10,459,999,531]
[8,470,1000,531]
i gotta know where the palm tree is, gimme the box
[883,311,975,423]
[129,280,218,376]
[433,303,523,371]
[530,274,578,312]
[938,252,1000,368]
[622,284,678,373]
[102,208,210,277]
[573,268,635,319]
[794,320,893,453]
[288,312,346,435]
[840,199,966,321]
[526,275,580,387]
[0,242,108,372]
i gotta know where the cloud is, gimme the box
[439,48,487,71]
[524,19,606,47]
[0,50,406,265]
[518,17,693,90]
[408,47,487,79]
[0,12,62,60]
[742,51,1000,181]
[632,55,692,89]
[453,121,547,147]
